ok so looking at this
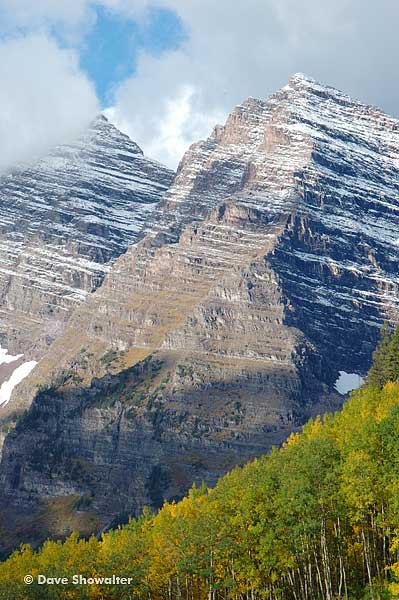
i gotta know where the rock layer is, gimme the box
[0,115,173,359]
[1,74,399,549]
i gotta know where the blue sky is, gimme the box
[79,5,185,106]
[0,0,399,171]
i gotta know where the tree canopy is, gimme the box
[2,326,399,599]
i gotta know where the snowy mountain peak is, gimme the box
[145,74,399,374]
[0,118,174,361]
[288,71,317,84]
[280,72,387,120]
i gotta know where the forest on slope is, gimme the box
[1,327,399,599]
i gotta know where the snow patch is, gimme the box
[0,345,23,365]
[334,371,365,395]
[0,360,37,407]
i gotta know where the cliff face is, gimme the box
[0,115,173,361]
[1,74,399,550]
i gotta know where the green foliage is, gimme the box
[367,322,399,388]
[176,363,194,379]
[83,355,164,410]
[4,329,399,598]
[386,326,399,383]
[100,349,120,369]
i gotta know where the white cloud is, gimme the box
[0,0,94,42]
[0,0,155,41]
[0,33,98,174]
[106,72,225,168]
[0,0,160,171]
[1,0,399,170]
[104,0,399,168]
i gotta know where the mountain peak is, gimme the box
[288,72,317,84]
[281,72,350,102]
[279,72,388,120]
[0,114,174,364]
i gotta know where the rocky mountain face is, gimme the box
[1,74,399,551]
[0,115,173,361]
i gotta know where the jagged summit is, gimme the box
[223,71,392,148]
[286,71,335,90]
[157,71,399,247]
[280,72,383,112]
[289,71,316,82]
[91,113,144,155]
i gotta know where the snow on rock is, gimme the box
[334,371,365,395]
[0,346,23,365]
[0,115,174,357]
[65,73,399,378]
[2,74,399,524]
[0,360,37,406]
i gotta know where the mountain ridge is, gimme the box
[0,115,174,408]
[0,114,174,358]
[1,73,398,550]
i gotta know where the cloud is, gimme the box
[0,0,176,170]
[0,0,157,42]
[1,1,399,170]
[0,33,98,174]
[149,85,224,169]
[104,0,399,168]
[0,0,94,42]
[105,55,225,168]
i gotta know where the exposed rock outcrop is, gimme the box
[1,74,399,551]
[0,116,173,359]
